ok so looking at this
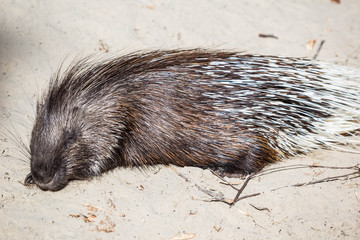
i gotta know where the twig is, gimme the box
[312,40,325,60]
[255,164,358,178]
[258,33,278,39]
[249,204,270,212]
[210,170,240,191]
[235,170,359,204]
[169,165,231,204]
[171,164,359,206]
[291,171,359,187]
[231,173,256,206]
[233,193,261,204]
[238,209,269,231]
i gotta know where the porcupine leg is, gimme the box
[211,135,280,177]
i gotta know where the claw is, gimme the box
[24,173,35,185]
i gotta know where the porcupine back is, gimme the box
[29,50,360,189]
[180,52,360,168]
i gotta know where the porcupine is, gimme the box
[24,49,360,191]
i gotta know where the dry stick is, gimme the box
[214,164,315,185]
[254,164,358,178]
[169,165,230,204]
[291,172,359,187]
[208,170,263,204]
[210,170,240,191]
[215,164,359,205]
[258,33,279,39]
[267,171,360,193]
[216,164,334,187]
[239,209,269,231]
[231,172,257,206]
[249,203,270,212]
[171,164,359,206]
[232,170,360,205]
[312,40,325,60]
[232,193,262,204]
[310,164,359,170]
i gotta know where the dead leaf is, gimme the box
[170,232,196,240]
[213,225,222,232]
[306,39,317,51]
[96,226,115,233]
[83,214,96,223]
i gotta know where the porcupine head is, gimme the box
[26,61,127,191]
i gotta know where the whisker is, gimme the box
[0,123,31,160]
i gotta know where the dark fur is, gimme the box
[25,49,359,191]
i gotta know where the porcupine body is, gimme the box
[26,49,360,191]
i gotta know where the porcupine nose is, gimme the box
[32,170,53,190]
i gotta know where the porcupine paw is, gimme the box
[209,162,252,178]
[210,137,278,178]
[211,167,247,178]
[24,173,35,185]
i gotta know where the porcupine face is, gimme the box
[27,104,83,191]
[25,63,125,191]
[26,100,115,191]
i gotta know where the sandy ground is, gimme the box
[1,0,360,239]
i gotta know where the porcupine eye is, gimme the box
[63,129,78,147]
[30,129,79,191]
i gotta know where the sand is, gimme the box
[0,0,359,239]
